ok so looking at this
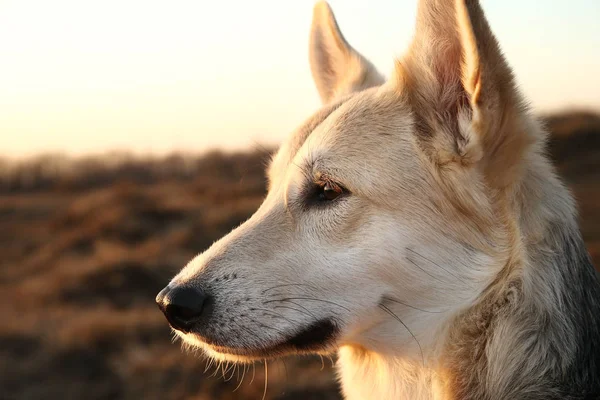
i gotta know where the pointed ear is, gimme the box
[398,0,532,188]
[309,1,384,104]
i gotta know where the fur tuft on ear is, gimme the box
[397,0,534,189]
[309,1,384,104]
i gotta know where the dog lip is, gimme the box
[197,318,339,358]
[283,318,339,350]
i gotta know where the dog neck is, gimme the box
[337,145,600,400]
[337,345,445,400]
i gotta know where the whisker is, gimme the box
[209,361,221,378]
[382,296,446,314]
[220,361,227,380]
[307,134,317,172]
[231,363,240,383]
[261,283,316,295]
[250,362,256,385]
[204,357,215,374]
[233,364,247,392]
[224,362,237,382]
[379,303,424,367]
[328,355,335,368]
[281,358,289,382]
[319,354,325,371]
[272,304,314,320]
[285,300,319,319]
[265,297,351,312]
[406,257,447,284]
[222,361,234,381]
[292,160,313,184]
[253,307,301,326]
[407,248,463,283]
[272,300,319,320]
[262,359,269,400]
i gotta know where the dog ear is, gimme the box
[398,0,533,189]
[309,1,384,104]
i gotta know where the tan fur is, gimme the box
[309,2,384,103]
[160,1,600,399]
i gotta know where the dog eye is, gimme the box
[318,182,344,201]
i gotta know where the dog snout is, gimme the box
[156,286,208,333]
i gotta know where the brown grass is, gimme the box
[0,112,599,399]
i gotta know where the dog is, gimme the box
[156,1,600,398]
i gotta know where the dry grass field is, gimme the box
[1,111,598,399]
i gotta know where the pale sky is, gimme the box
[1,0,599,157]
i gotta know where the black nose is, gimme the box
[156,286,207,332]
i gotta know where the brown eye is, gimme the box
[319,182,343,201]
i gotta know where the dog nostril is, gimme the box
[166,303,201,320]
[155,286,170,309]
[156,286,207,332]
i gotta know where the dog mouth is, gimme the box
[189,318,340,359]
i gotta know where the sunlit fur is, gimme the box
[164,1,600,398]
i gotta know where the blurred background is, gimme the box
[1,0,599,399]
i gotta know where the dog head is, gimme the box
[157,0,532,364]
